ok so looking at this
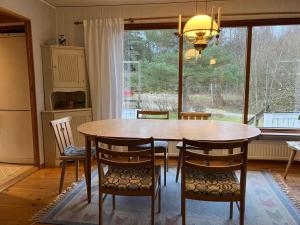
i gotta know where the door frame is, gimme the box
[0,7,40,167]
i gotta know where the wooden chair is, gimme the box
[180,112,211,120]
[135,110,169,186]
[284,141,300,179]
[137,110,169,120]
[175,112,212,182]
[50,116,95,193]
[95,136,161,225]
[181,138,249,225]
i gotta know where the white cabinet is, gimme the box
[41,45,88,110]
[42,108,92,167]
[41,45,92,167]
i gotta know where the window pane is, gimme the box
[249,25,300,128]
[123,30,178,119]
[182,27,247,123]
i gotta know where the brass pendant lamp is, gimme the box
[178,0,221,54]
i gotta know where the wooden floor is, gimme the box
[0,160,300,225]
[0,163,37,193]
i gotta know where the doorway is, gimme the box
[0,8,39,191]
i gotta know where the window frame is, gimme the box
[124,18,300,135]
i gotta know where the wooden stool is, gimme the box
[284,141,300,179]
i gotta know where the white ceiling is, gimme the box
[44,0,215,7]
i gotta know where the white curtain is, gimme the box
[83,18,124,120]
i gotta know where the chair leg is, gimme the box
[284,149,297,179]
[75,160,79,181]
[158,175,161,213]
[229,201,233,219]
[240,199,245,225]
[164,150,167,186]
[99,192,103,225]
[176,150,182,183]
[83,159,89,192]
[112,195,116,210]
[181,196,186,225]
[166,146,169,172]
[151,195,155,225]
[59,161,67,193]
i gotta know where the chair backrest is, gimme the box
[137,110,169,120]
[181,138,249,194]
[50,116,75,156]
[180,112,211,120]
[95,136,156,189]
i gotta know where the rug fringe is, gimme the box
[29,174,87,225]
[271,173,300,211]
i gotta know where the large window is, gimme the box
[123,21,300,131]
[123,29,178,119]
[183,27,247,123]
[249,25,300,128]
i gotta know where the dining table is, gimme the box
[78,119,261,203]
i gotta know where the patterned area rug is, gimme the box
[38,169,300,225]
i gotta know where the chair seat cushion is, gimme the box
[136,141,168,153]
[287,141,300,151]
[64,146,96,156]
[185,168,240,197]
[102,165,161,191]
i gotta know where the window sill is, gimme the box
[259,128,300,141]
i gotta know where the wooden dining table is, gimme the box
[78,119,261,203]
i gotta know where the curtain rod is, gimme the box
[74,12,300,25]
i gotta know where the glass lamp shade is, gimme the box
[183,14,219,41]
[184,48,200,60]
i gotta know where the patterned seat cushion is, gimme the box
[185,168,240,197]
[136,141,168,153]
[64,146,96,156]
[102,165,161,191]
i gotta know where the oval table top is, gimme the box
[78,119,261,141]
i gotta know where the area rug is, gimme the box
[36,169,300,225]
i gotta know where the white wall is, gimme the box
[57,0,300,46]
[0,0,57,165]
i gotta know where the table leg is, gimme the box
[86,136,92,203]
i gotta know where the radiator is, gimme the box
[167,140,296,161]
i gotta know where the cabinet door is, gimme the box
[52,48,86,89]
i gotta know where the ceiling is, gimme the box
[44,0,213,7]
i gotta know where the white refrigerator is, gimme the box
[0,34,34,164]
